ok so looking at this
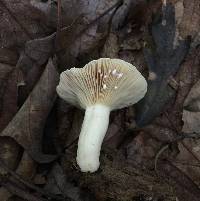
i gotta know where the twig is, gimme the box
[0,158,64,200]
[168,160,200,168]
[1,180,47,201]
[154,144,169,173]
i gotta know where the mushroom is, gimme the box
[56,58,147,172]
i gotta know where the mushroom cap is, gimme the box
[57,58,147,110]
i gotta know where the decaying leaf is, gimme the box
[17,34,56,106]
[158,161,200,201]
[176,79,200,185]
[0,64,19,132]
[182,79,200,133]
[0,0,53,50]
[136,2,190,127]
[162,46,200,130]
[101,33,119,58]
[16,151,37,181]
[0,59,59,163]
[17,34,55,75]
[0,137,21,174]
[175,139,200,184]
[176,0,200,44]
[45,163,93,201]
[0,48,18,65]
[0,150,37,201]
[126,131,160,168]
[0,0,199,200]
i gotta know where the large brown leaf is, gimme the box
[0,0,52,49]
[0,59,59,163]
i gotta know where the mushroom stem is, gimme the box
[76,104,110,172]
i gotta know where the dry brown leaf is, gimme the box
[0,49,18,65]
[176,0,200,41]
[0,59,59,163]
[158,161,200,201]
[182,79,200,133]
[0,0,52,50]
[143,124,178,142]
[126,131,160,168]
[182,111,200,133]
[17,34,56,107]
[184,79,200,112]
[16,151,37,181]
[160,47,200,130]
[0,137,21,174]
[0,151,37,201]
[177,79,200,185]
[0,137,22,201]
[175,139,200,184]
[0,64,20,132]
[101,33,119,58]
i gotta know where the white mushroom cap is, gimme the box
[56,58,147,110]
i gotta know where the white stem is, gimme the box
[76,104,110,172]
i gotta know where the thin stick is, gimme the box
[0,158,64,200]
[1,180,47,201]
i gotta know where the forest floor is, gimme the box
[0,0,200,201]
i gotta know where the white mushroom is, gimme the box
[56,58,147,173]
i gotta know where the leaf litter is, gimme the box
[0,0,200,201]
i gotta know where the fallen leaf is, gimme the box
[0,0,53,49]
[182,79,200,133]
[126,131,160,168]
[143,124,178,142]
[0,59,59,163]
[0,137,21,174]
[17,34,56,106]
[163,47,200,130]
[136,2,190,127]
[184,79,200,112]
[175,139,200,184]
[16,151,37,181]
[0,150,37,201]
[17,34,55,74]
[0,48,18,65]
[0,64,19,132]
[45,163,92,201]
[101,33,119,58]
[177,0,200,42]
[158,161,200,201]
